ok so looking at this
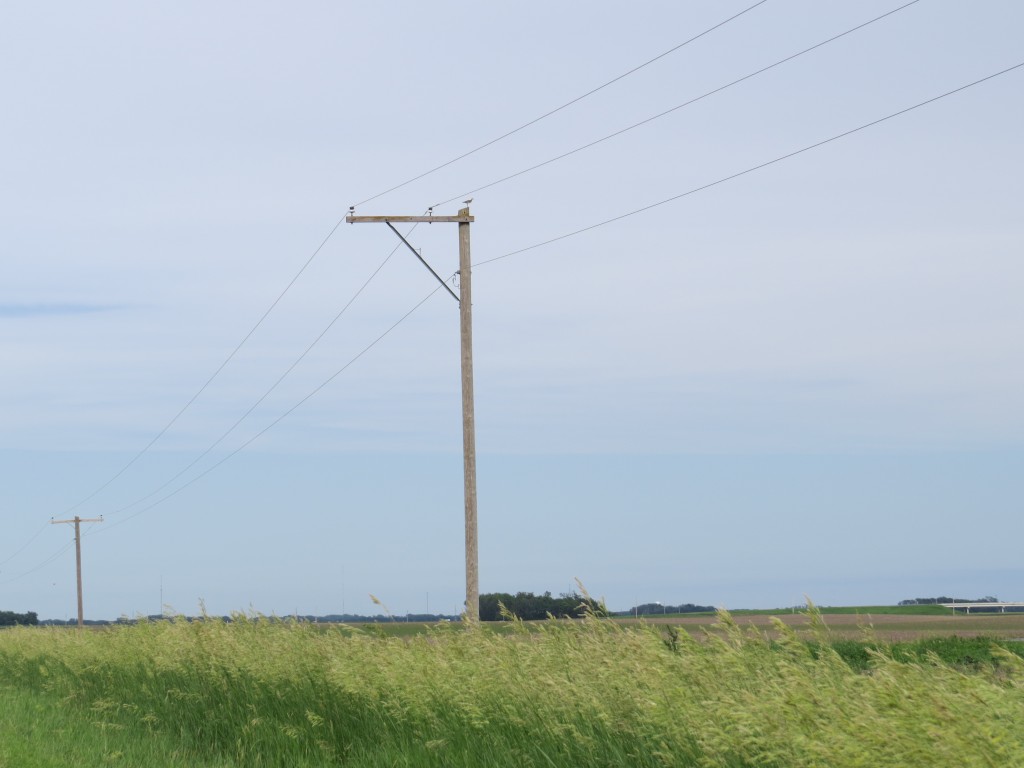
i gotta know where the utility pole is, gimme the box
[51,515,103,628]
[345,205,479,622]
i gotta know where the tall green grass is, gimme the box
[822,635,1024,673]
[1,610,1022,766]
[0,686,235,768]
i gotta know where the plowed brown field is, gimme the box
[628,612,1024,642]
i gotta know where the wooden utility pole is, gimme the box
[457,209,478,623]
[346,206,480,621]
[51,515,103,627]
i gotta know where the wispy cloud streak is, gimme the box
[0,303,120,318]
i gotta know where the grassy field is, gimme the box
[1,610,1023,766]
[0,686,232,768]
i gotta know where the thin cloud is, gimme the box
[0,303,121,318]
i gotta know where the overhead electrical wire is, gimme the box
[42,0,769,532]
[474,61,1024,268]
[86,58,1024,534]
[41,57,1024,548]
[100,220,427,523]
[90,284,444,536]
[0,521,49,568]
[352,0,769,207]
[14,216,353,576]
[0,539,74,586]
[55,216,350,519]
[16,3,999,583]
[0,0,879,573]
[431,0,921,209]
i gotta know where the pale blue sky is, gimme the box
[1,1,1021,619]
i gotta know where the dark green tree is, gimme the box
[479,591,604,621]
[0,610,39,626]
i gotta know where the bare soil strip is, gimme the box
[626,613,1024,642]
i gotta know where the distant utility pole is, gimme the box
[345,205,479,622]
[51,515,103,628]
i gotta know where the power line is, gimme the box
[45,1,767,518]
[56,55,1019,531]
[0,521,49,567]
[91,284,444,536]
[101,222,425,522]
[8,0,881,564]
[475,61,1024,268]
[1,517,106,585]
[57,216,350,518]
[19,229,431,575]
[353,0,769,208]
[0,539,74,586]
[432,0,921,209]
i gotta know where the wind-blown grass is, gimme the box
[822,634,1024,673]
[0,609,1022,766]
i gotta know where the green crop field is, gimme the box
[1,610,1023,767]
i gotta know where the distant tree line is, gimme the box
[616,603,716,617]
[303,614,460,624]
[899,596,999,605]
[0,611,38,626]
[479,591,605,621]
